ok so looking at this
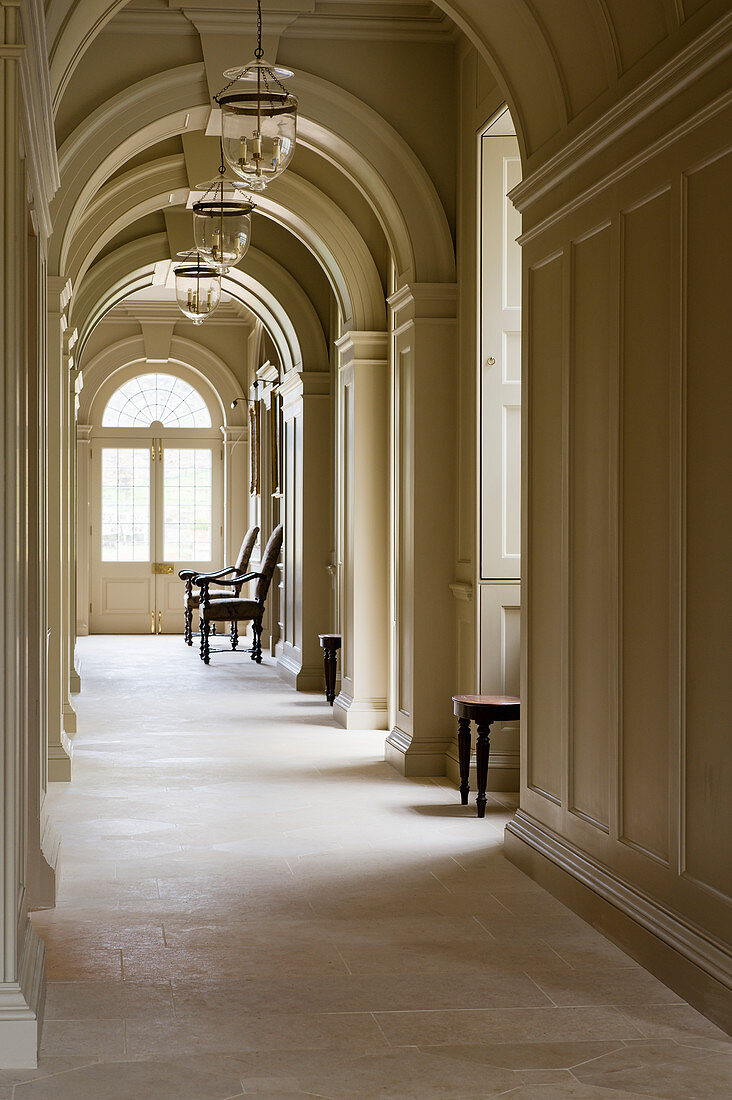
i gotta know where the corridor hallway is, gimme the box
[16,637,731,1099]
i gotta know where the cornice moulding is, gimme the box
[511,9,732,215]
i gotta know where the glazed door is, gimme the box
[155,440,223,633]
[90,437,222,633]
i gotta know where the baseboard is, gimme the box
[445,746,519,793]
[505,810,732,1034]
[62,702,77,735]
[385,728,450,777]
[277,646,323,690]
[48,742,71,782]
[333,691,388,730]
[0,921,46,1068]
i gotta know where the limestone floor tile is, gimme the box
[169,970,538,1016]
[43,944,123,981]
[13,1060,246,1100]
[500,1085,654,1099]
[615,1003,731,1040]
[0,1058,101,1090]
[525,967,683,1007]
[44,979,174,1020]
[374,1006,648,1045]
[36,1018,126,1059]
[420,1040,626,1070]
[121,941,349,981]
[123,1010,388,1056]
[569,1040,732,1096]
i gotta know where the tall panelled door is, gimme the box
[89,435,223,633]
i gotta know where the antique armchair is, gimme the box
[179,525,259,645]
[197,524,283,664]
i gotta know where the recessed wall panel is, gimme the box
[570,224,613,831]
[527,254,564,802]
[684,152,732,899]
[620,189,672,862]
[103,579,150,612]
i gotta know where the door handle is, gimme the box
[150,610,155,634]
[158,610,162,634]
[158,440,162,461]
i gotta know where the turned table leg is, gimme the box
[323,646,337,705]
[475,721,492,818]
[457,717,471,805]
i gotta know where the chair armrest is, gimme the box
[178,568,197,580]
[197,570,261,589]
[190,566,238,585]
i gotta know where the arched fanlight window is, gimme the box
[102,373,212,428]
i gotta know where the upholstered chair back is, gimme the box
[234,525,259,574]
[255,525,284,602]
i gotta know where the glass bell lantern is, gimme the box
[193,178,254,273]
[218,77,297,192]
[215,3,297,192]
[174,253,221,325]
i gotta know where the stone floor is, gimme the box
[8,635,728,1098]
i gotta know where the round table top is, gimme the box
[318,633,342,646]
[452,694,520,706]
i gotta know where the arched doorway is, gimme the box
[87,366,224,634]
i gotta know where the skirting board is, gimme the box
[385,729,451,777]
[333,692,388,731]
[48,742,71,783]
[445,747,519,793]
[505,810,732,1034]
[277,650,324,693]
[0,922,46,1068]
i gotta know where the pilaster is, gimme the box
[333,332,389,730]
[385,284,458,774]
[46,275,72,781]
[0,0,45,1066]
[277,369,332,692]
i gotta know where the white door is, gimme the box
[478,131,522,781]
[90,435,222,634]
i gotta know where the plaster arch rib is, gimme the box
[65,156,381,334]
[74,236,327,377]
[79,334,243,428]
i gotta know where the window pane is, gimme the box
[102,373,212,427]
[101,448,150,561]
[163,448,213,561]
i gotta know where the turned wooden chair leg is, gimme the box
[184,607,192,645]
[200,618,211,664]
[251,619,262,663]
[230,620,239,650]
[457,716,472,806]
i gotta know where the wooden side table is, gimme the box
[318,633,342,705]
[452,694,520,817]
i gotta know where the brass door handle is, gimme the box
[150,610,155,634]
[158,610,162,634]
[486,356,496,366]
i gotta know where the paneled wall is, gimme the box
[506,61,732,1024]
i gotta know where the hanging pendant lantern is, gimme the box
[215,0,297,192]
[174,252,221,325]
[193,156,254,273]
